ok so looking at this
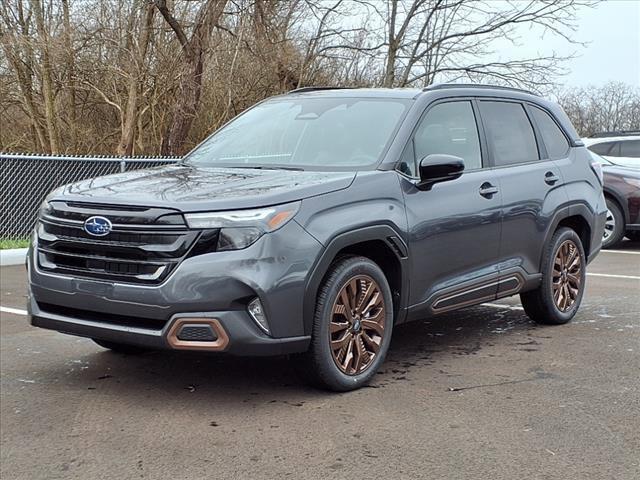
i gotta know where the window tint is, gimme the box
[530,106,569,159]
[479,101,539,166]
[588,142,615,156]
[620,139,640,158]
[411,101,482,172]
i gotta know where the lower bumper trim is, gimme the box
[166,317,229,351]
[29,297,311,356]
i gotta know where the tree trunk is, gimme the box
[31,0,61,154]
[382,0,399,88]
[117,2,154,157]
[61,0,77,152]
[155,0,227,155]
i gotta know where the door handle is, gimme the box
[545,171,560,185]
[479,182,499,198]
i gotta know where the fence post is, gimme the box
[120,159,126,173]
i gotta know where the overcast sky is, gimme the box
[507,0,640,88]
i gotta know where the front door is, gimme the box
[399,99,502,319]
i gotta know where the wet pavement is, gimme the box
[1,243,639,479]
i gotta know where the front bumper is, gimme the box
[28,296,310,355]
[28,219,320,355]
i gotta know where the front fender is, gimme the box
[301,225,410,335]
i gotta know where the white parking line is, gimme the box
[587,272,640,280]
[601,250,640,255]
[0,306,28,316]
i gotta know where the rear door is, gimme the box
[478,100,568,288]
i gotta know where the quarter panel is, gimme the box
[555,147,607,257]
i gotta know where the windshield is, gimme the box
[185,97,410,170]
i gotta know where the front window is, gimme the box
[185,97,410,170]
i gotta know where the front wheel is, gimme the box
[303,256,394,391]
[520,227,586,325]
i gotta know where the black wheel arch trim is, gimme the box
[302,225,410,335]
[542,204,597,266]
[603,186,630,224]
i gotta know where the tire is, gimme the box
[92,338,149,354]
[303,256,394,391]
[602,198,625,249]
[626,231,640,242]
[520,227,586,325]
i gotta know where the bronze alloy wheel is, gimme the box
[552,239,583,312]
[329,275,386,375]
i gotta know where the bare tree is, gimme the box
[154,0,227,155]
[372,0,597,90]
[0,0,614,156]
[0,0,48,151]
[30,0,61,153]
[557,82,640,137]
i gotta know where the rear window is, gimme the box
[620,139,640,158]
[479,101,539,166]
[530,106,569,159]
[588,142,617,156]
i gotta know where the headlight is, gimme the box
[623,177,640,189]
[185,201,300,251]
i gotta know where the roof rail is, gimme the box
[288,86,355,94]
[590,130,640,138]
[423,83,537,96]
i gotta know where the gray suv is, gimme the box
[28,85,607,391]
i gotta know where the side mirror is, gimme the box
[417,154,465,190]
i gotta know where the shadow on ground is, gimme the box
[29,304,548,399]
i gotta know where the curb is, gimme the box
[0,248,28,267]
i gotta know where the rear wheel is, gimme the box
[92,338,149,354]
[304,256,393,391]
[602,199,624,248]
[520,227,586,325]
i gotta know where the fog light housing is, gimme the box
[247,297,270,335]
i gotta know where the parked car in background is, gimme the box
[590,151,640,247]
[584,132,640,168]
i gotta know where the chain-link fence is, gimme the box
[0,153,179,239]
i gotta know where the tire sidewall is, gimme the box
[312,257,394,391]
[542,228,587,322]
[603,199,624,249]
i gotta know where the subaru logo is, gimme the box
[84,216,112,236]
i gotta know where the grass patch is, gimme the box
[0,238,30,249]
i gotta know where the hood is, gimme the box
[54,164,356,211]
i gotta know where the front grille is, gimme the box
[36,201,205,285]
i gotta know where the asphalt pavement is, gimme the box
[1,243,639,479]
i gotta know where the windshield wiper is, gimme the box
[236,165,305,171]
